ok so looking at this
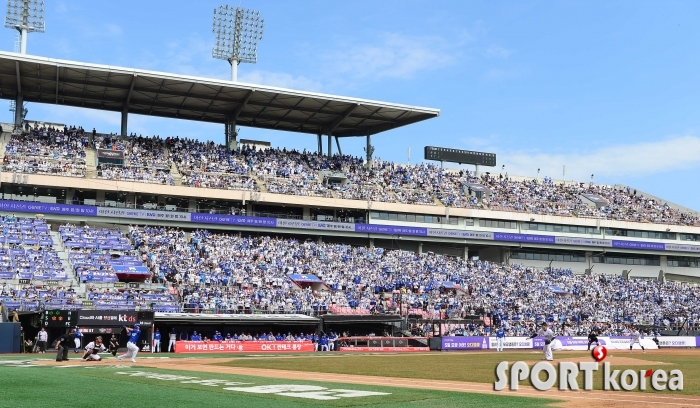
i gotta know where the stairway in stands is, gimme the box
[170,162,182,186]
[84,148,97,178]
[50,230,81,290]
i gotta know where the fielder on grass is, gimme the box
[495,326,506,352]
[118,324,142,363]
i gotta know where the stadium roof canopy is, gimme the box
[0,51,440,137]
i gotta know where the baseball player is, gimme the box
[73,328,83,353]
[529,323,555,361]
[587,327,600,351]
[495,326,506,352]
[152,329,161,353]
[168,328,177,352]
[320,334,329,351]
[117,324,142,363]
[82,336,107,361]
[629,326,646,353]
[328,332,337,351]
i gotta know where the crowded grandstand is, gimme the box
[0,50,699,356]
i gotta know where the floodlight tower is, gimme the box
[5,0,45,126]
[212,5,264,82]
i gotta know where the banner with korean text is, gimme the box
[174,341,314,353]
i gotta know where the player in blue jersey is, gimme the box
[495,326,506,352]
[73,328,83,353]
[328,332,338,351]
[118,324,142,363]
[152,328,161,353]
[320,334,329,351]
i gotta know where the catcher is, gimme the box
[82,336,107,362]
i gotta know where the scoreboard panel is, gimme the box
[424,146,496,167]
[42,310,76,327]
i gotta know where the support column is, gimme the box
[501,247,510,264]
[14,93,23,126]
[585,251,593,272]
[318,236,322,244]
[317,133,322,155]
[19,28,27,54]
[660,255,667,272]
[226,118,237,151]
[120,107,128,137]
[230,59,238,82]
[463,247,469,260]
[369,238,374,248]
[335,136,342,155]
[365,134,373,168]
[418,243,423,256]
[327,134,332,157]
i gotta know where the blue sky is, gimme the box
[3,1,700,209]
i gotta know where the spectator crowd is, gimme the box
[3,129,698,225]
[128,226,700,331]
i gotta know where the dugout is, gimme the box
[152,312,320,344]
[320,314,404,337]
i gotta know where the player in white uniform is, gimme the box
[529,323,555,361]
[81,336,107,361]
[629,326,646,353]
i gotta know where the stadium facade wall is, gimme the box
[3,172,700,234]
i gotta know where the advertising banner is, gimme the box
[441,336,489,350]
[276,219,355,232]
[174,341,314,353]
[112,265,150,275]
[604,336,659,350]
[76,311,154,327]
[97,207,191,221]
[0,201,97,216]
[190,213,277,227]
[657,336,697,348]
[488,336,533,349]
[339,347,430,352]
[97,149,124,159]
[535,336,658,351]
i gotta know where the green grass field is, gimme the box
[219,351,700,394]
[0,357,559,408]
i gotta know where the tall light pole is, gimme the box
[212,5,264,150]
[5,0,45,126]
[212,5,264,82]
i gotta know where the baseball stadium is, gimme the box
[1,2,700,407]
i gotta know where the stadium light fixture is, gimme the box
[212,5,264,82]
[5,0,43,126]
[5,0,45,54]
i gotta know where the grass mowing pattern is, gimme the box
[218,351,700,394]
[0,363,558,408]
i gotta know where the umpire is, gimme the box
[587,328,600,351]
[55,329,75,362]
[109,333,120,356]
